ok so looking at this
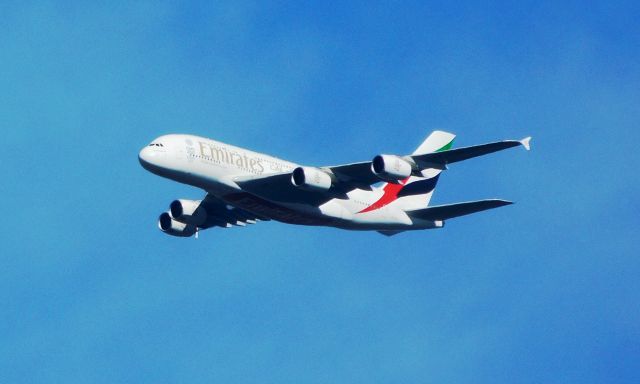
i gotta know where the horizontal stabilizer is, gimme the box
[412,138,531,167]
[407,199,513,221]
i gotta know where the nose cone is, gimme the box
[139,145,167,173]
[138,146,155,170]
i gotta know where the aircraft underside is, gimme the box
[222,192,334,227]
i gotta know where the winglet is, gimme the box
[520,136,532,151]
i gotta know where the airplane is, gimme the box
[139,131,531,237]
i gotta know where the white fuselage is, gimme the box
[139,134,442,231]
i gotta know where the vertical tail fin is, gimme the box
[412,130,456,156]
[387,131,456,211]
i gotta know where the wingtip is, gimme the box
[520,136,532,151]
[486,199,514,208]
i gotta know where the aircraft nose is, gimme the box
[139,139,171,174]
[138,146,152,165]
[139,146,161,170]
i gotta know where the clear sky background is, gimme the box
[1,1,639,383]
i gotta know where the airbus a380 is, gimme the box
[139,131,531,237]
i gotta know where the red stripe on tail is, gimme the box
[358,177,410,213]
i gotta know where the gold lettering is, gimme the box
[234,153,244,168]
[211,147,224,162]
[199,142,212,158]
[242,154,250,169]
[253,159,264,174]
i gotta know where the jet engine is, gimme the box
[158,212,197,237]
[371,154,413,182]
[291,166,332,192]
[170,199,207,226]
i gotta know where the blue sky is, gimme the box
[1,1,639,383]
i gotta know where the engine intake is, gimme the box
[372,154,413,182]
[291,167,332,192]
[158,212,197,237]
[170,199,207,226]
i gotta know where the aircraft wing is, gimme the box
[325,137,530,185]
[232,136,531,206]
[411,137,531,168]
[233,164,380,208]
[199,193,269,228]
[323,162,379,189]
[233,173,339,206]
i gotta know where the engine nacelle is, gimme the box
[371,154,413,182]
[291,167,333,192]
[170,199,207,226]
[158,212,197,237]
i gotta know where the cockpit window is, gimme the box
[148,143,164,147]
